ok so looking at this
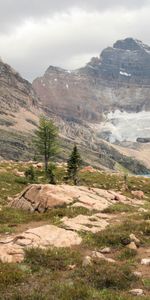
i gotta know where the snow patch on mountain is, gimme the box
[120,71,131,77]
[91,110,150,143]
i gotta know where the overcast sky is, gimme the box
[0,0,150,81]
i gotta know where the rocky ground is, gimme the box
[0,161,150,299]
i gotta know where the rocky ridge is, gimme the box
[32,38,150,170]
[1,39,150,172]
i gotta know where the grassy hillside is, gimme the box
[0,162,150,299]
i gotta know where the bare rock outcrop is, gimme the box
[9,184,136,213]
[0,225,82,263]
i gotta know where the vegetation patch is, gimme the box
[25,247,82,272]
[0,263,27,289]
[74,260,136,290]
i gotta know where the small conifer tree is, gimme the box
[67,144,82,185]
[47,163,57,184]
[33,116,59,172]
[25,165,35,182]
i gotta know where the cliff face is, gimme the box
[32,38,150,171]
[1,39,150,173]
[0,59,38,113]
[33,38,150,123]
[0,58,41,160]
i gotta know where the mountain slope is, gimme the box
[32,38,150,172]
[0,58,41,160]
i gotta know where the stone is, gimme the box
[13,169,25,177]
[129,234,140,246]
[62,214,109,233]
[133,271,142,278]
[99,247,111,254]
[0,244,24,263]
[80,166,97,173]
[0,225,82,263]
[10,184,134,213]
[138,208,148,213]
[141,258,150,265]
[91,251,105,260]
[82,256,92,267]
[91,251,116,263]
[127,242,137,250]
[129,289,144,296]
[36,163,43,169]
[68,264,76,270]
[131,191,145,199]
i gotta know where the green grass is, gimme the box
[103,203,136,214]
[0,263,28,289]
[0,172,28,205]
[117,248,137,261]
[0,162,150,299]
[0,206,91,233]
[143,278,150,291]
[74,260,137,290]
[25,247,82,272]
[82,219,150,249]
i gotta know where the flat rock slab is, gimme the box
[0,225,82,263]
[9,184,136,212]
[62,214,113,233]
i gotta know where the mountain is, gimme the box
[32,38,150,172]
[0,58,41,160]
[33,38,150,122]
[0,39,150,174]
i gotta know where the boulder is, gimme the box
[133,271,142,278]
[91,251,116,263]
[129,234,140,247]
[9,184,133,213]
[127,242,137,250]
[62,214,110,233]
[82,256,92,267]
[131,191,144,199]
[138,207,148,213]
[141,258,150,265]
[0,244,24,263]
[99,247,111,254]
[129,289,144,296]
[0,225,82,263]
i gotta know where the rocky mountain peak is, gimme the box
[33,36,150,124]
[113,37,148,51]
[46,65,66,74]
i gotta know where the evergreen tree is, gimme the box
[47,163,57,184]
[67,144,82,185]
[33,116,58,172]
[25,165,35,182]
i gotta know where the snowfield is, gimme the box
[91,110,150,143]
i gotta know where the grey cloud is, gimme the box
[0,1,150,81]
[0,0,150,32]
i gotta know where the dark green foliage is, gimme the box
[25,166,35,182]
[117,248,137,261]
[82,220,149,249]
[75,260,136,290]
[33,116,59,172]
[47,163,56,184]
[67,144,82,185]
[0,263,27,289]
[25,247,82,272]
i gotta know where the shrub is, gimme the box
[74,260,136,290]
[25,247,82,272]
[25,166,35,182]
